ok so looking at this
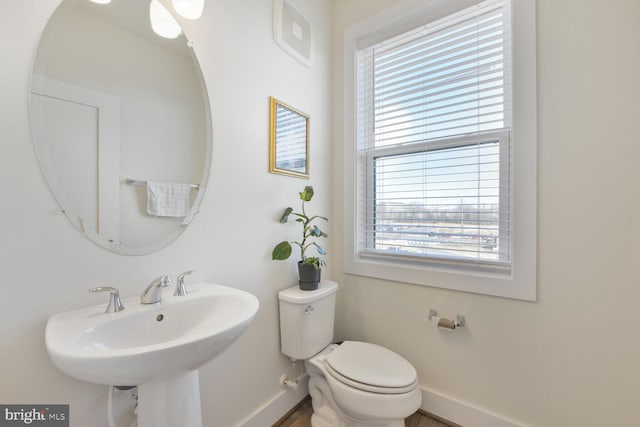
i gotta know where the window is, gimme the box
[359,0,511,269]
[343,0,537,300]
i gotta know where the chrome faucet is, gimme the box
[174,270,196,296]
[140,275,171,304]
[90,287,125,313]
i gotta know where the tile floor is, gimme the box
[275,398,458,427]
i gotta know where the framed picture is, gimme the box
[269,97,309,179]
[273,0,311,67]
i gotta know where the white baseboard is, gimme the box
[420,386,526,427]
[236,380,524,427]
[236,376,309,427]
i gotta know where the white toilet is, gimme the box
[278,280,422,427]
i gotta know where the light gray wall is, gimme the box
[0,0,332,426]
[332,1,640,426]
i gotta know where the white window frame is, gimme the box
[363,130,511,271]
[343,0,537,300]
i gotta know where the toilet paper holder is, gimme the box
[428,309,465,330]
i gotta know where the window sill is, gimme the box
[345,253,535,301]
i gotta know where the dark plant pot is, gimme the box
[298,261,321,291]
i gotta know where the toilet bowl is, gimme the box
[278,281,422,426]
[306,342,422,426]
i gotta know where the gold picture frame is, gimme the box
[269,97,309,179]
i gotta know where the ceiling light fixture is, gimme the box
[149,0,182,39]
[87,0,205,40]
[172,0,204,20]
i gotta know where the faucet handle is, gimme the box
[157,275,171,287]
[139,275,172,304]
[175,270,196,296]
[89,287,125,313]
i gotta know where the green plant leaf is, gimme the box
[272,241,292,260]
[308,225,328,238]
[303,257,322,268]
[279,207,293,223]
[309,225,321,237]
[314,243,326,255]
[299,186,314,202]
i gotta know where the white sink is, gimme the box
[46,282,259,386]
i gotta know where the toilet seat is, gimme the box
[305,342,422,424]
[324,341,418,394]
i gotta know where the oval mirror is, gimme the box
[30,0,211,255]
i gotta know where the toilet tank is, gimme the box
[278,280,339,360]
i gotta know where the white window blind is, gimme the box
[356,0,512,268]
[275,104,308,173]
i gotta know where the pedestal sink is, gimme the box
[45,282,259,427]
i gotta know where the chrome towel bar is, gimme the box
[125,178,199,189]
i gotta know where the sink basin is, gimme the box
[45,282,259,386]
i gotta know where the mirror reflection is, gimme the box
[269,97,309,179]
[30,0,211,254]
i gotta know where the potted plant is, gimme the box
[272,186,328,290]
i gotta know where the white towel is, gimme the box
[181,188,204,226]
[146,181,192,217]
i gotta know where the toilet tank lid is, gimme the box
[278,280,338,304]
